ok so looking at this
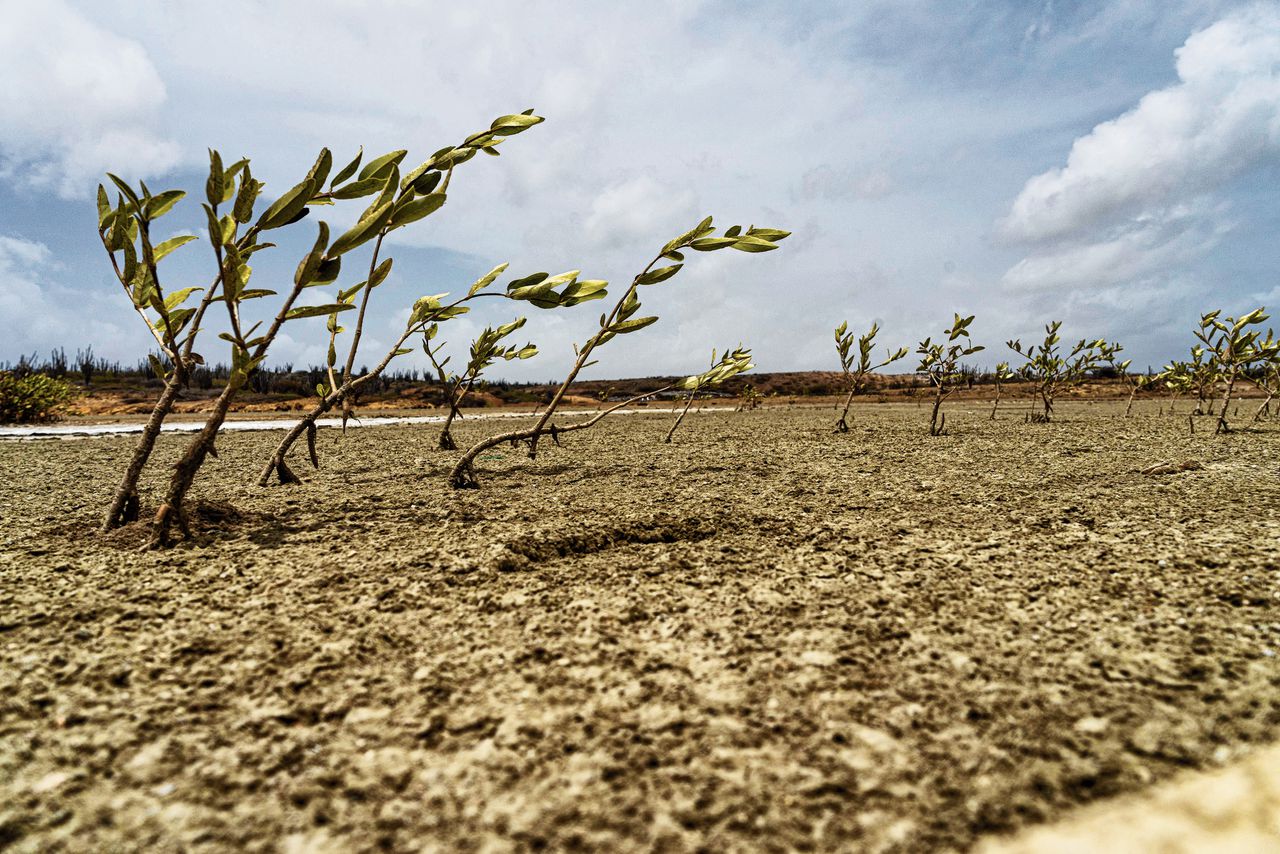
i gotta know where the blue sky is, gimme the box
[1,0,1277,380]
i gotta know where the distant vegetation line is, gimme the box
[1,344,1146,405]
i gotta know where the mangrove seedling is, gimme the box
[1099,342,1140,417]
[1006,321,1105,423]
[916,314,983,436]
[424,316,537,450]
[95,167,235,531]
[258,262,601,484]
[833,321,907,432]
[989,361,1015,420]
[665,346,754,443]
[1193,308,1275,433]
[103,148,383,546]
[254,111,558,485]
[448,216,788,487]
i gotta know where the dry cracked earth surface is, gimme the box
[1,401,1278,852]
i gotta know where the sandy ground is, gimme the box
[1,400,1278,852]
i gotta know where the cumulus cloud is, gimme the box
[1000,4,1280,244]
[2,2,1276,376]
[0,0,180,197]
[1001,201,1230,291]
[0,235,131,359]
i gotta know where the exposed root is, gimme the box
[276,459,303,485]
[449,462,479,490]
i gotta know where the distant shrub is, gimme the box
[0,372,76,423]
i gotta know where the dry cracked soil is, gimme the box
[1,400,1278,852]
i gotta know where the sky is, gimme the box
[1,0,1278,381]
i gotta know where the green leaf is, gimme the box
[96,185,111,228]
[747,228,791,242]
[507,282,559,301]
[637,264,681,285]
[258,179,316,230]
[202,203,220,249]
[313,256,342,286]
[327,201,394,257]
[468,262,509,297]
[163,287,202,311]
[506,272,548,291]
[610,316,659,334]
[307,148,333,189]
[107,173,141,210]
[148,353,169,380]
[369,257,393,289]
[489,113,544,136]
[330,147,362,187]
[145,190,185,220]
[233,167,261,224]
[295,222,331,286]
[730,236,779,252]
[558,279,608,301]
[330,176,386,199]
[358,149,407,181]
[219,215,237,246]
[154,234,198,262]
[388,192,446,229]
[689,237,737,251]
[286,303,358,321]
[205,150,224,207]
[410,170,442,196]
[238,288,277,300]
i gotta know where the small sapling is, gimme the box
[916,314,983,436]
[833,321,907,432]
[1194,308,1276,433]
[665,346,754,443]
[1006,321,1105,423]
[448,216,788,488]
[424,317,538,450]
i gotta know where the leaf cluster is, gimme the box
[675,346,755,391]
[916,314,983,387]
[834,321,908,389]
[1006,321,1105,392]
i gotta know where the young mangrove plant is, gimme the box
[447,216,788,488]
[916,314,983,436]
[97,151,356,533]
[101,148,380,546]
[1099,341,1139,417]
[255,111,557,484]
[1187,319,1220,414]
[96,170,232,530]
[832,321,907,432]
[989,361,1015,420]
[1006,321,1105,423]
[424,316,537,450]
[258,263,602,484]
[1249,344,1280,422]
[665,346,754,443]
[1193,308,1275,433]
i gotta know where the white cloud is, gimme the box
[2,1,1277,377]
[0,235,135,360]
[0,0,180,197]
[1000,4,1280,243]
[1000,201,1229,291]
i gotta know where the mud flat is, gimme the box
[1,401,1277,851]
